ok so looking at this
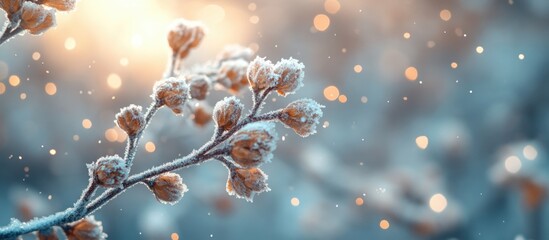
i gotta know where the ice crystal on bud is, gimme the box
[274,58,305,96]
[93,155,129,188]
[20,2,47,30]
[64,216,107,240]
[153,77,190,115]
[213,96,244,131]
[217,59,249,93]
[226,168,270,202]
[280,99,324,137]
[0,0,23,18]
[115,104,145,136]
[247,56,278,92]
[216,44,255,64]
[148,172,188,205]
[192,105,212,127]
[167,19,205,59]
[229,122,278,168]
[43,0,77,11]
[186,74,210,100]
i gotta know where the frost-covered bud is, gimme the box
[93,155,129,188]
[37,227,59,240]
[167,19,205,59]
[247,56,277,92]
[274,58,305,96]
[65,216,107,240]
[213,96,243,131]
[148,172,188,205]
[192,105,212,127]
[153,77,189,115]
[42,0,76,11]
[28,9,56,35]
[0,0,23,18]
[279,99,324,137]
[226,167,270,202]
[217,59,249,93]
[115,104,144,136]
[186,74,210,100]
[20,2,47,30]
[229,122,277,168]
[216,44,255,64]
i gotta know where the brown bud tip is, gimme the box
[93,155,129,188]
[65,216,107,240]
[28,9,56,35]
[216,44,255,64]
[274,58,305,96]
[153,77,189,115]
[37,227,59,240]
[217,59,249,93]
[280,99,324,137]
[115,104,145,136]
[213,96,243,131]
[149,172,188,205]
[226,168,270,202]
[192,105,212,127]
[0,0,23,18]
[229,122,277,168]
[20,2,47,29]
[247,56,278,92]
[167,19,205,59]
[186,74,210,100]
[42,0,76,11]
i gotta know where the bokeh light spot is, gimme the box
[45,82,57,96]
[405,67,418,81]
[379,219,390,230]
[504,155,521,173]
[429,193,448,213]
[324,86,340,101]
[416,135,429,150]
[82,119,92,129]
[314,14,330,31]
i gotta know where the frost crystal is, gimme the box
[153,77,190,115]
[213,96,244,131]
[149,172,189,205]
[229,122,278,168]
[94,155,129,188]
[247,56,278,92]
[274,58,305,96]
[280,99,324,137]
[226,168,270,202]
[216,59,249,93]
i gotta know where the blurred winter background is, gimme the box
[1,0,549,239]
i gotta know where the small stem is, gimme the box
[217,157,237,170]
[248,87,274,118]
[0,27,24,46]
[125,102,161,170]
[165,52,179,78]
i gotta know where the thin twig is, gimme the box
[0,27,24,46]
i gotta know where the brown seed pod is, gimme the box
[149,172,188,205]
[229,122,277,168]
[153,77,189,115]
[279,98,324,137]
[115,104,145,136]
[64,216,107,240]
[226,167,269,202]
[213,96,243,131]
[93,155,129,188]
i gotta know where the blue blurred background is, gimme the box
[1,0,549,239]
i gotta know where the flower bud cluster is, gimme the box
[216,59,249,93]
[1,0,76,36]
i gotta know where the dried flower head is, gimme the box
[42,0,76,11]
[226,167,270,202]
[37,227,59,240]
[167,19,205,58]
[93,155,129,188]
[192,105,212,127]
[115,104,145,136]
[153,77,190,115]
[217,59,249,93]
[274,58,305,96]
[186,74,210,100]
[213,96,243,131]
[216,44,255,64]
[247,56,278,92]
[64,216,107,240]
[0,0,23,18]
[28,9,56,35]
[20,2,47,30]
[229,122,277,168]
[279,99,324,137]
[149,172,189,205]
